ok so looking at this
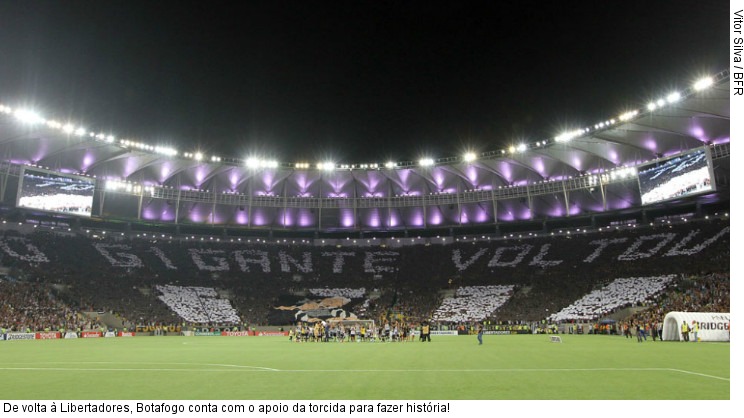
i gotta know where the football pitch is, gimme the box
[0,335,729,400]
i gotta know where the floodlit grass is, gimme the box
[0,334,729,400]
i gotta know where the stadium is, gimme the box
[0,1,732,403]
[0,70,731,401]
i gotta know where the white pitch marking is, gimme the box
[11,361,279,372]
[664,368,730,381]
[0,367,276,372]
[0,366,728,381]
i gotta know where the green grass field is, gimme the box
[0,335,729,400]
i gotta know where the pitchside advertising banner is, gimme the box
[3,333,36,340]
[483,330,531,335]
[35,332,61,339]
[221,331,251,337]
[194,331,222,336]
[1,331,130,340]
[254,331,289,336]
[410,330,458,336]
[193,330,289,336]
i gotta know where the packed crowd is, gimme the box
[0,281,101,332]
[155,285,241,324]
[0,217,729,329]
[623,272,730,331]
[431,285,514,323]
[547,275,676,322]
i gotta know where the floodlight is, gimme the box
[14,109,44,124]
[693,76,713,91]
[619,110,638,121]
[419,158,434,167]
[385,161,396,169]
[463,152,476,162]
[194,152,203,161]
[666,92,681,103]
[555,130,581,143]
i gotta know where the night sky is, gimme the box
[0,0,729,163]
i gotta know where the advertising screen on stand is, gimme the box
[638,148,715,205]
[16,167,96,217]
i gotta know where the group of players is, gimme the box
[289,320,425,343]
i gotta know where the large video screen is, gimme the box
[17,168,96,216]
[638,148,715,205]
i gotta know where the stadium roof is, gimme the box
[0,72,729,204]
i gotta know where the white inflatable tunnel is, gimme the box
[662,311,730,342]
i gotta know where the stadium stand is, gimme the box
[431,285,514,322]
[0,281,101,332]
[0,216,730,331]
[156,285,241,324]
[547,275,676,322]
